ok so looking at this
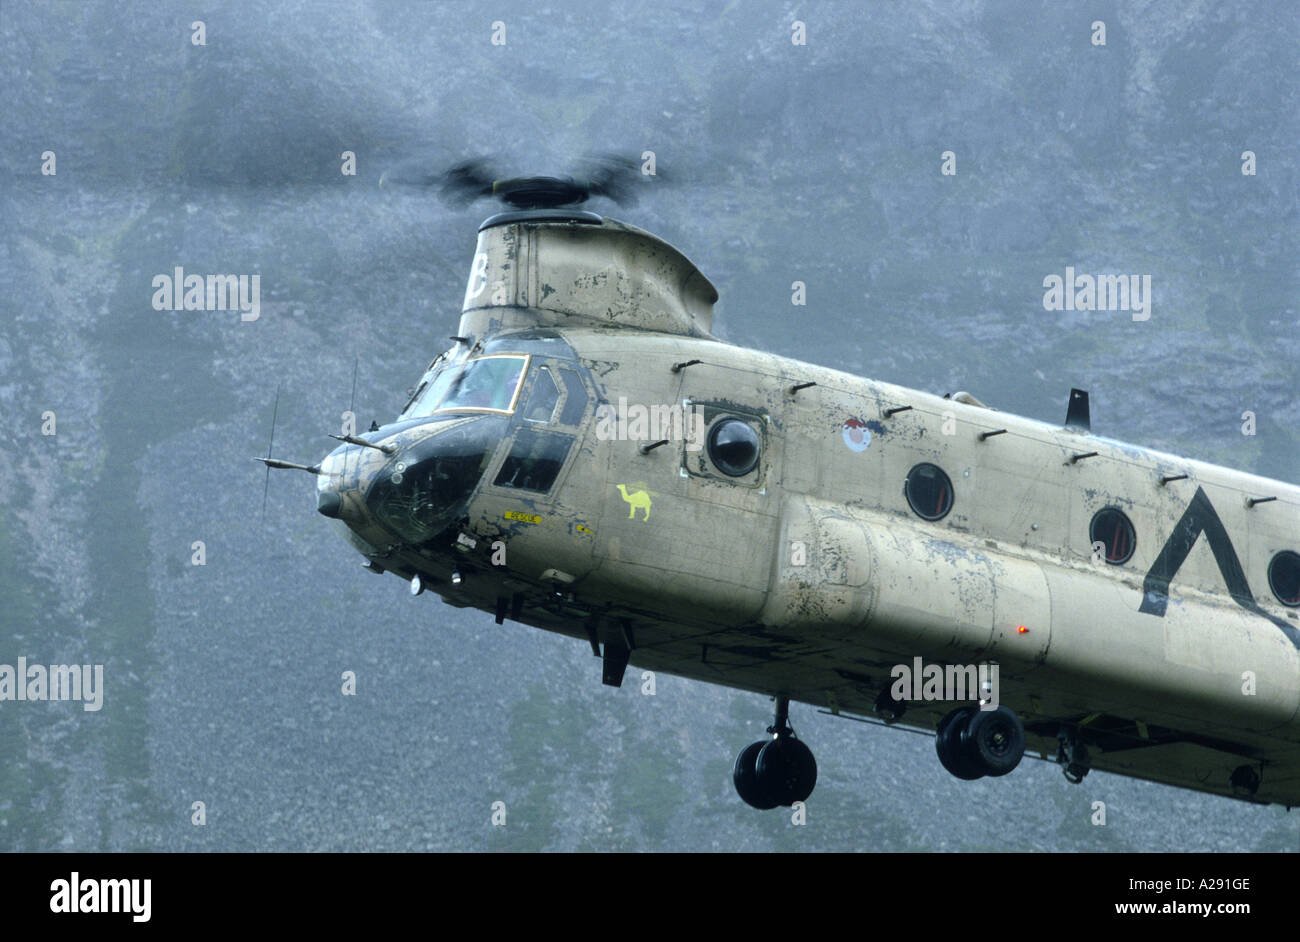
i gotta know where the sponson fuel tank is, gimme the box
[456,210,718,340]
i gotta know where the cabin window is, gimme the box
[1269,551,1300,607]
[493,428,574,493]
[904,463,953,521]
[1089,507,1135,565]
[707,418,760,477]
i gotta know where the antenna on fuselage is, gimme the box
[349,356,358,422]
[260,385,280,515]
[251,385,321,503]
[1065,388,1091,431]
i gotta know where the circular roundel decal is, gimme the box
[842,417,871,453]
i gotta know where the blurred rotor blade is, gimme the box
[582,153,649,206]
[380,152,678,210]
[380,156,499,206]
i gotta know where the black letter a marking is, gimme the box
[1140,486,1300,649]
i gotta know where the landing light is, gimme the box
[451,569,463,586]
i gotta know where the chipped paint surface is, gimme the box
[546,319,1299,805]
[458,217,717,340]
[321,213,1300,807]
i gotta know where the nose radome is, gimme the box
[317,490,342,518]
[314,439,377,528]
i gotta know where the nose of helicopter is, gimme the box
[315,415,505,545]
[314,439,383,526]
[315,487,344,519]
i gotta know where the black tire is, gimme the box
[755,736,818,805]
[733,741,779,810]
[935,707,984,780]
[963,705,1025,777]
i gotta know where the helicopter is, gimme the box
[259,156,1300,810]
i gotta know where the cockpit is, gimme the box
[319,341,592,552]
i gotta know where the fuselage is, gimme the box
[314,212,1300,806]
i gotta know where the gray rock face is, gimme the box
[0,0,1296,851]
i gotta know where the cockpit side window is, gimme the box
[520,366,561,424]
[557,368,589,426]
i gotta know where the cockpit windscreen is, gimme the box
[407,354,529,417]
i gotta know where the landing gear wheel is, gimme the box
[963,705,1026,777]
[935,707,984,780]
[733,741,779,810]
[756,736,818,806]
[732,696,818,809]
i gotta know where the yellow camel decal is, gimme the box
[617,483,653,521]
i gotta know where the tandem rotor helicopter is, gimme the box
[258,155,1300,811]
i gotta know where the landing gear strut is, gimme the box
[1056,727,1091,784]
[732,696,818,809]
[874,686,906,723]
[1229,764,1260,799]
[935,705,1026,780]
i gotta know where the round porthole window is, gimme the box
[1089,507,1135,565]
[707,418,760,477]
[1269,550,1300,607]
[904,463,953,521]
